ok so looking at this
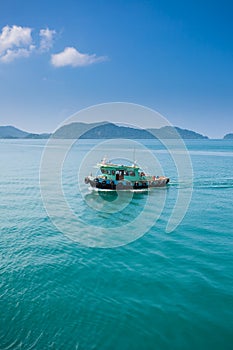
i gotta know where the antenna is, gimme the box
[101,155,107,164]
[133,147,137,166]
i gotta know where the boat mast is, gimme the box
[133,147,136,167]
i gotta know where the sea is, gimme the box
[0,139,233,350]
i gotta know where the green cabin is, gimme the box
[98,163,152,183]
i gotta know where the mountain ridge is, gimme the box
[0,122,229,139]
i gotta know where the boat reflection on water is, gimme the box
[85,187,149,202]
[83,188,153,218]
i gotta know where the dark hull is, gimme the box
[86,178,169,191]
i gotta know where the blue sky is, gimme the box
[0,0,232,138]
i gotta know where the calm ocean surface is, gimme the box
[0,139,233,350]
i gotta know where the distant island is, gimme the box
[223,133,233,140]
[0,123,211,139]
[1,123,231,140]
[51,122,209,139]
[0,126,51,139]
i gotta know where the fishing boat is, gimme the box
[84,160,169,191]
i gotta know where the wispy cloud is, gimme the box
[39,28,56,52]
[51,47,107,68]
[0,25,34,62]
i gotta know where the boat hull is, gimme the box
[85,177,169,191]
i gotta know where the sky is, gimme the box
[0,0,232,138]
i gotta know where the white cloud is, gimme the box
[51,47,107,67]
[0,25,32,54]
[0,25,56,63]
[0,25,107,67]
[0,45,35,63]
[0,25,34,63]
[39,28,56,52]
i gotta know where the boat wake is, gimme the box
[163,178,233,190]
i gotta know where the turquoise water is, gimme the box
[0,139,233,349]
